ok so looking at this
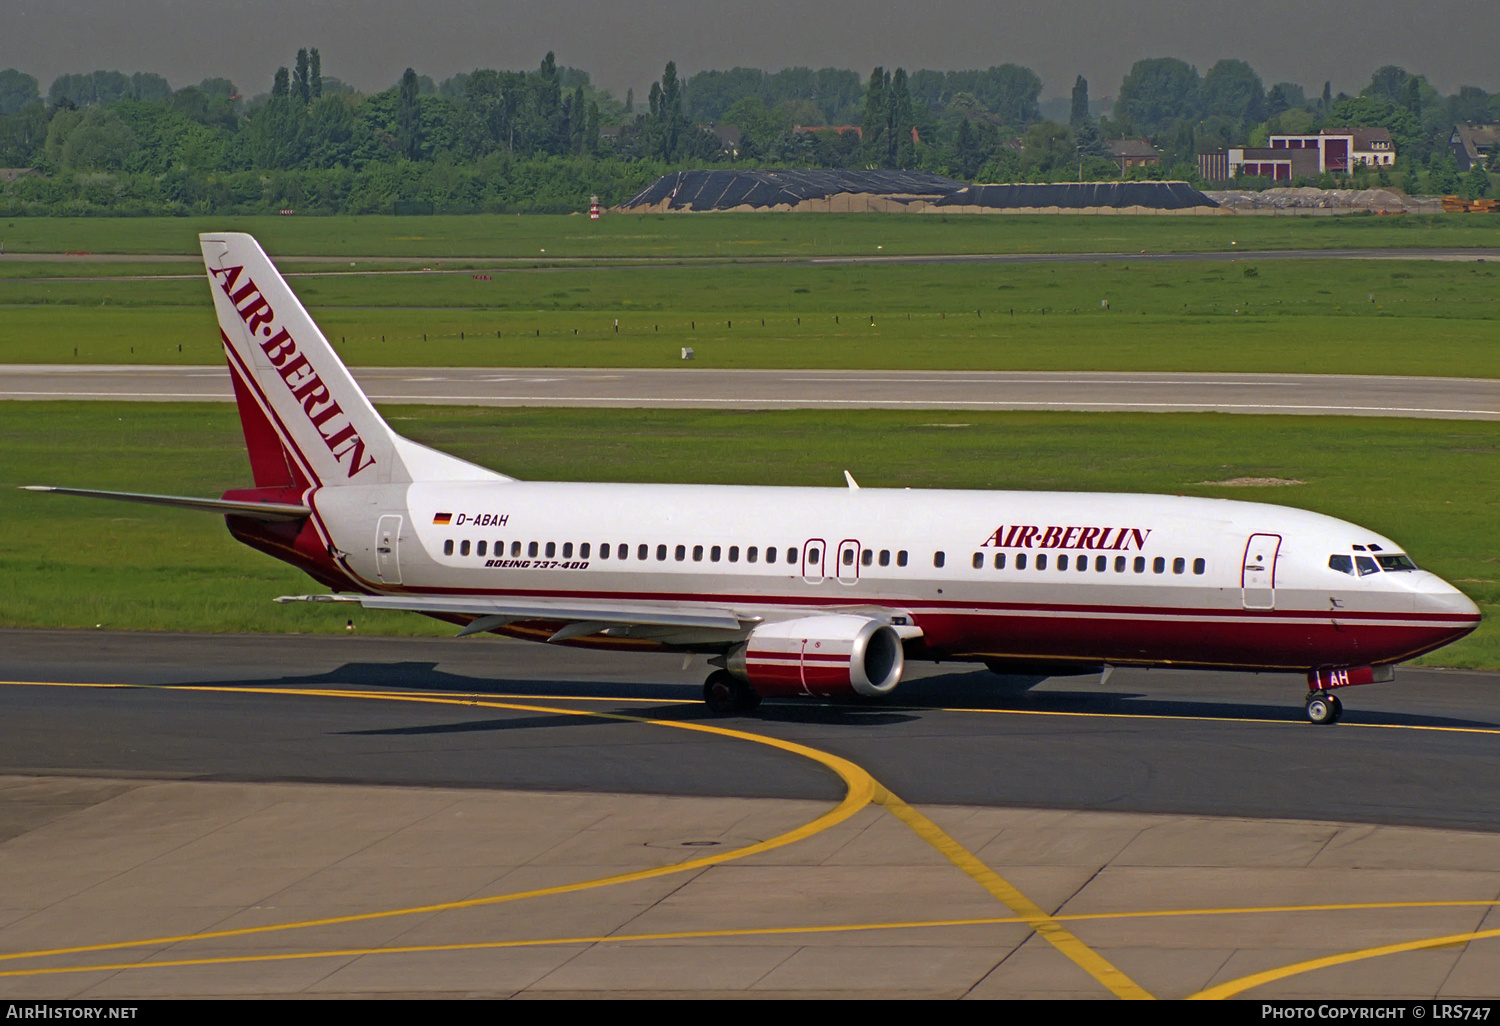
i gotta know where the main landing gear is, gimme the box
[1305,692,1344,726]
[704,670,761,716]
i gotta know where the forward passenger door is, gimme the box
[1242,533,1280,609]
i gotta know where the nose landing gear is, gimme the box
[1305,692,1343,725]
[1303,665,1392,726]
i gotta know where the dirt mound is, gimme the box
[1203,187,1442,214]
[619,169,1219,213]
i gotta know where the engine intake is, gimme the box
[728,614,905,698]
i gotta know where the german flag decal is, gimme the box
[432,512,452,525]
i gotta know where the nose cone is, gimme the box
[1413,573,1481,619]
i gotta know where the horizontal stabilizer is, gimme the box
[276,593,755,633]
[22,486,310,521]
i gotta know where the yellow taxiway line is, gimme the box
[0,680,1153,999]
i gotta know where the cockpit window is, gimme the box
[1376,554,1418,572]
[1355,555,1380,576]
[1328,554,1354,575]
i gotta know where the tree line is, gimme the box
[0,52,1496,217]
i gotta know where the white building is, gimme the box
[1265,127,1396,173]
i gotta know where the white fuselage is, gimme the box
[299,480,1479,672]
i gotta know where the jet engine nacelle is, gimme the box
[727,614,905,699]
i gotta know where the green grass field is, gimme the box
[2,258,1496,375]
[3,401,1497,669]
[2,211,1498,259]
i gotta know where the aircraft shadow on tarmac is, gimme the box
[176,662,1500,733]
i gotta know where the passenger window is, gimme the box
[512,541,522,557]
[787,547,798,563]
[545,542,556,558]
[1095,555,1106,572]
[477,541,487,556]
[710,545,721,562]
[1115,555,1126,572]
[844,549,855,566]
[598,543,608,560]
[494,540,503,554]
[728,546,739,563]
[676,545,687,561]
[1017,553,1028,570]
[1356,555,1380,576]
[1153,557,1165,574]
[879,550,890,567]
[767,547,777,564]
[1058,554,1069,571]
[972,552,983,569]
[640,544,650,560]
[748,546,758,563]
[993,552,1006,570]
[1037,553,1047,570]
[444,539,454,556]
[808,547,821,563]
[933,551,946,568]
[861,549,873,566]
[1173,557,1185,575]
[1078,556,1088,572]
[460,540,471,556]
[562,543,573,559]
[693,545,704,562]
[1134,556,1145,573]
[1193,558,1206,575]
[656,544,667,560]
[897,550,908,567]
[580,543,590,559]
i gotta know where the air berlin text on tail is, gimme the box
[212,263,375,478]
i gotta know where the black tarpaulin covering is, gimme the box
[937,181,1218,209]
[619,170,1218,211]
[620,169,967,210]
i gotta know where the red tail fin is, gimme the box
[225,339,310,491]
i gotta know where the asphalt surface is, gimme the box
[4,629,1498,832]
[7,365,1500,419]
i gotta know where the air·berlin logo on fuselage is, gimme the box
[981,525,1152,550]
[212,264,375,478]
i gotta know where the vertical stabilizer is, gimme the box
[201,232,507,486]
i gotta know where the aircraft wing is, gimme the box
[275,592,757,640]
[22,486,311,521]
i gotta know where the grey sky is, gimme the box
[3,0,1495,102]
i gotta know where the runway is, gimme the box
[4,247,1499,270]
[6,365,1500,419]
[2,630,1500,998]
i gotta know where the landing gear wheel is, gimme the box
[1306,693,1340,726]
[704,670,757,716]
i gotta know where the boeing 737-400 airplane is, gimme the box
[27,233,1481,723]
